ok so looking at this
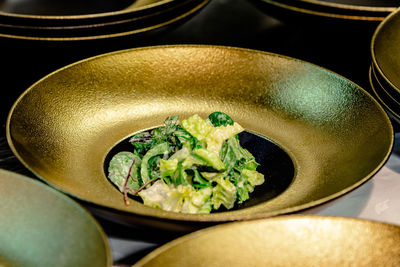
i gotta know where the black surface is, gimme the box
[1,0,398,264]
[236,132,295,208]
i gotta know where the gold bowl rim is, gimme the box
[254,0,396,21]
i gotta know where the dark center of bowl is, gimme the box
[234,131,294,209]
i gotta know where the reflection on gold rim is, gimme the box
[256,0,395,21]
[292,0,396,12]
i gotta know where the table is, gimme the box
[1,0,399,265]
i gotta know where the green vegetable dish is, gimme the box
[107,112,265,214]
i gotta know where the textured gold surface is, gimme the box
[371,7,400,92]
[134,215,400,266]
[0,169,111,267]
[7,45,393,224]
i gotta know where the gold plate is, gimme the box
[134,215,400,266]
[7,45,393,231]
[0,169,111,267]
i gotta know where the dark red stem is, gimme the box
[123,160,135,205]
[132,177,160,196]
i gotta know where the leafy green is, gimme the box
[220,136,263,203]
[173,128,203,150]
[138,180,213,214]
[208,111,234,126]
[138,180,170,210]
[169,145,191,161]
[191,169,211,189]
[243,169,265,186]
[180,114,213,141]
[205,122,244,154]
[160,158,178,178]
[197,199,213,214]
[108,152,142,193]
[107,113,265,214]
[129,132,153,156]
[192,148,225,172]
[211,176,237,210]
[129,116,179,156]
[140,142,169,184]
[171,163,190,185]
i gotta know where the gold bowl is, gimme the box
[0,0,209,41]
[0,0,188,25]
[7,45,393,231]
[134,215,400,266]
[369,65,400,124]
[371,7,400,97]
[0,169,111,267]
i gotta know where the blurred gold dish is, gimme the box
[134,215,400,266]
[371,7,400,99]
[0,169,111,267]
[369,66,400,124]
[7,45,393,232]
[0,0,176,23]
[251,0,396,21]
[0,0,209,41]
